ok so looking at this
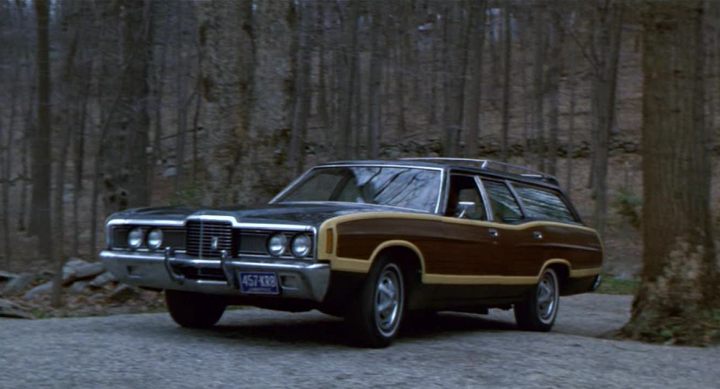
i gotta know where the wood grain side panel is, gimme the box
[334,216,603,279]
[498,224,603,276]
[336,218,499,276]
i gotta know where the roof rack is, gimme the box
[401,158,559,185]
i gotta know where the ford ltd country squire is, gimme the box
[101,158,604,347]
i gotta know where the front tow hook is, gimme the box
[220,250,238,288]
[163,247,186,285]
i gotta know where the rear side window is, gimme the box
[513,185,576,223]
[482,180,523,223]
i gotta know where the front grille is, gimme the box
[185,220,233,258]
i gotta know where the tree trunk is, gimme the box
[531,7,547,171]
[72,78,90,257]
[545,12,565,176]
[30,0,53,257]
[337,1,360,159]
[102,0,153,212]
[500,5,512,163]
[366,1,384,159]
[565,48,577,196]
[247,0,294,198]
[1,29,22,267]
[288,0,313,175]
[316,1,330,132]
[623,0,718,345]
[462,0,488,158]
[196,0,254,204]
[151,2,168,198]
[443,1,469,156]
[590,1,623,238]
[174,0,188,193]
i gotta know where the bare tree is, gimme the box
[196,0,253,204]
[366,1,385,159]
[583,0,623,238]
[545,11,566,176]
[288,1,313,175]
[500,5,512,163]
[101,0,153,212]
[336,0,360,159]
[30,0,53,257]
[462,0,488,158]
[173,1,190,194]
[623,0,717,344]
[442,1,469,156]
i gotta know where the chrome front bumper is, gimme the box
[100,250,330,302]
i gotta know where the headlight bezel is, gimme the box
[147,228,163,250]
[127,227,144,249]
[291,234,312,258]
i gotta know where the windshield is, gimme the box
[274,166,442,213]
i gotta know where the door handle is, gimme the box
[488,228,499,239]
[532,231,543,240]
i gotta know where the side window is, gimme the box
[513,185,576,223]
[445,175,487,220]
[482,180,523,223]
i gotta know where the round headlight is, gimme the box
[268,233,288,256]
[128,227,144,249]
[291,234,312,258]
[147,228,163,250]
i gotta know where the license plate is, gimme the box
[239,272,279,295]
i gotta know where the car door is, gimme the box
[478,179,538,281]
[436,173,503,276]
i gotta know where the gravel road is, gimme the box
[1,294,718,388]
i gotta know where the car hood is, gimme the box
[110,203,423,228]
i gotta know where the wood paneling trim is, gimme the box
[317,212,603,285]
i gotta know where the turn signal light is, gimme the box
[326,228,334,254]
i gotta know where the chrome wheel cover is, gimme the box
[536,270,558,324]
[374,264,403,337]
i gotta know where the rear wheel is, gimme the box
[348,257,405,348]
[165,290,227,329]
[514,268,560,332]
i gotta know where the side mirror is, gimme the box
[456,201,476,219]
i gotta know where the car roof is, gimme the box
[316,158,562,190]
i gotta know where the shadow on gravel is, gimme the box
[168,311,520,348]
[208,318,350,347]
[401,312,517,340]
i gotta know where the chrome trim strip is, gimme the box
[107,219,186,227]
[235,252,314,260]
[268,164,445,215]
[186,215,314,232]
[403,157,558,183]
[111,248,187,254]
[276,201,433,214]
[108,215,314,233]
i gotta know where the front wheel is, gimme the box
[348,258,405,348]
[514,268,560,332]
[165,290,227,329]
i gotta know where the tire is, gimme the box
[514,268,560,332]
[347,257,405,348]
[165,290,227,329]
